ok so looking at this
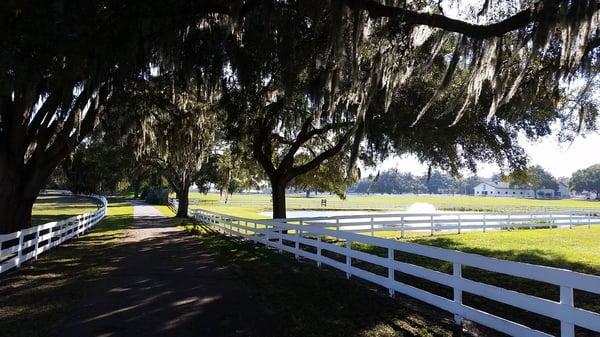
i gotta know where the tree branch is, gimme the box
[26,88,62,144]
[279,119,353,170]
[342,0,539,39]
[278,117,314,169]
[288,128,354,179]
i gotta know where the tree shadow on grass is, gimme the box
[31,195,103,225]
[0,202,131,337]
[187,223,495,337]
[12,210,590,337]
[1,210,486,337]
[2,210,277,337]
[408,236,599,275]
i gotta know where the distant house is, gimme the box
[473,181,535,198]
[473,180,570,199]
[556,182,571,199]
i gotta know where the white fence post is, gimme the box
[457,214,461,234]
[387,247,394,297]
[34,226,40,260]
[370,217,374,236]
[263,223,270,243]
[589,212,592,229]
[482,214,486,232]
[295,224,301,260]
[400,216,405,238]
[345,239,352,279]
[316,236,322,268]
[453,262,464,327]
[278,228,283,253]
[16,231,24,268]
[569,213,573,229]
[430,215,434,236]
[530,213,534,229]
[560,286,575,337]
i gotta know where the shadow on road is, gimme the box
[57,214,278,337]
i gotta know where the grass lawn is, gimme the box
[31,195,102,225]
[154,204,176,217]
[179,221,496,337]
[0,200,133,337]
[180,218,600,336]
[186,192,600,271]
[348,226,600,336]
[188,192,600,213]
[409,225,600,275]
[184,193,600,336]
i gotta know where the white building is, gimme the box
[474,181,571,199]
[556,182,571,199]
[473,181,535,198]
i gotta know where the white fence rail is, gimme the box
[0,195,108,275]
[176,196,600,236]
[279,211,600,237]
[181,203,600,337]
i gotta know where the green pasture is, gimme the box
[352,226,600,336]
[180,221,470,337]
[185,192,600,276]
[181,193,600,336]
[31,195,103,225]
[187,192,600,215]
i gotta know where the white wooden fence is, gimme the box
[0,195,108,275]
[279,211,600,237]
[184,205,600,337]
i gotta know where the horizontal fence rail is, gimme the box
[0,194,108,275]
[280,212,600,237]
[174,198,600,237]
[173,198,600,337]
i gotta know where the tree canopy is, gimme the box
[571,164,600,199]
[2,0,600,230]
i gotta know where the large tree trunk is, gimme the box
[132,178,141,199]
[271,178,287,219]
[175,188,189,217]
[0,191,37,234]
[0,80,106,233]
[0,155,54,233]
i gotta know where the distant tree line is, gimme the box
[349,169,482,195]
[571,164,600,200]
[349,165,576,197]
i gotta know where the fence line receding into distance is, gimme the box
[170,198,600,337]
[0,194,108,275]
